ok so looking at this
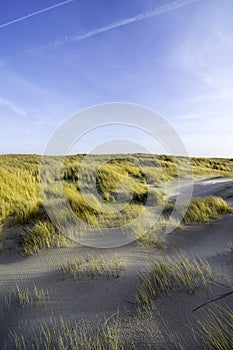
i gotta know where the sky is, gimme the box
[0,0,233,157]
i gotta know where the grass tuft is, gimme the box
[20,220,69,255]
[136,255,213,307]
[183,196,232,225]
[8,315,124,350]
[137,230,166,249]
[5,284,49,310]
[60,254,124,279]
[196,305,233,350]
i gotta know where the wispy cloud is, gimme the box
[217,30,233,48]
[177,113,205,120]
[0,96,27,117]
[0,0,76,30]
[33,0,201,53]
[185,89,233,105]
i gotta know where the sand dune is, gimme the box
[0,176,232,349]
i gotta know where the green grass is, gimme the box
[183,196,232,224]
[136,255,213,307]
[60,254,124,279]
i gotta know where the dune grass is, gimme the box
[20,220,69,255]
[137,231,166,248]
[7,303,232,349]
[136,221,166,248]
[63,182,146,227]
[0,165,40,225]
[0,154,232,254]
[8,315,124,350]
[183,196,232,225]
[196,305,233,350]
[190,157,233,178]
[136,255,213,307]
[60,254,124,279]
[5,284,49,310]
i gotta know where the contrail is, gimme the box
[47,0,201,50]
[0,0,76,30]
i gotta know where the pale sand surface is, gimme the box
[0,177,232,349]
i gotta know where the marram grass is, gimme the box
[5,284,49,310]
[7,304,232,349]
[0,154,232,254]
[183,196,232,224]
[60,253,124,279]
[21,220,69,255]
[136,254,213,307]
[196,305,233,350]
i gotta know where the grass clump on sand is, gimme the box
[0,165,40,225]
[60,254,124,279]
[136,255,213,307]
[137,231,166,249]
[63,181,146,228]
[8,304,232,350]
[5,284,49,310]
[183,196,232,225]
[8,316,125,350]
[136,222,166,249]
[196,305,233,350]
[146,188,164,206]
[21,221,69,255]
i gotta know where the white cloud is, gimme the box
[185,88,233,105]
[0,96,27,117]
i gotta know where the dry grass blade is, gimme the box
[195,305,233,350]
[136,254,213,306]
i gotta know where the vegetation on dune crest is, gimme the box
[0,154,232,254]
[21,221,69,255]
[0,165,40,225]
[183,196,232,224]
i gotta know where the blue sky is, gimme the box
[0,0,233,157]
